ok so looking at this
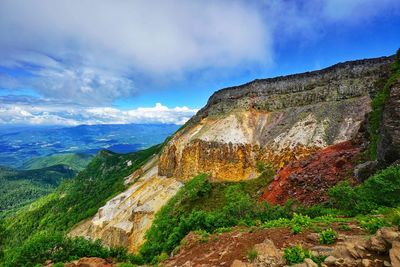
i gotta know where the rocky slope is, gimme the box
[70,55,396,253]
[159,56,393,181]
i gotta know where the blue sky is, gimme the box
[0,0,399,125]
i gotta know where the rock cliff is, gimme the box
[70,55,395,252]
[159,56,394,181]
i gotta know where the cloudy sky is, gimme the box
[0,0,399,126]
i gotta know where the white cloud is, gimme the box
[0,0,271,105]
[0,100,198,126]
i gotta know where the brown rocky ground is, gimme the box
[163,223,400,267]
[262,141,361,206]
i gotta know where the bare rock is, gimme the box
[324,255,337,265]
[380,227,400,245]
[304,258,318,267]
[307,233,320,243]
[64,257,113,267]
[362,259,372,267]
[253,239,284,266]
[354,161,378,182]
[369,234,388,253]
[390,241,400,267]
[231,259,252,267]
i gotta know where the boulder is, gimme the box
[64,257,113,267]
[353,161,378,182]
[253,239,284,266]
[390,241,400,267]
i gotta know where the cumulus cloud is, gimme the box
[0,0,271,105]
[0,96,197,125]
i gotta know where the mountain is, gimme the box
[0,164,76,214]
[69,55,396,252]
[2,53,400,267]
[0,123,179,168]
[21,153,93,172]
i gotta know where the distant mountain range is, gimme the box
[0,123,179,168]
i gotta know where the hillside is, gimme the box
[21,153,94,171]
[1,52,400,267]
[0,164,76,214]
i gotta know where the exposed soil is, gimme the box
[262,141,361,206]
[164,223,368,267]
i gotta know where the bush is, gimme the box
[247,248,258,262]
[358,216,388,234]
[2,231,128,267]
[283,245,312,265]
[319,228,337,244]
[329,166,400,214]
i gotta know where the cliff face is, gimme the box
[69,156,182,253]
[159,56,394,181]
[70,55,394,251]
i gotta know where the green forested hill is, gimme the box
[21,153,93,172]
[0,144,162,265]
[0,165,76,214]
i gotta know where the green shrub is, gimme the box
[358,216,388,234]
[247,248,258,262]
[283,245,312,265]
[291,225,302,234]
[339,224,352,231]
[1,231,128,267]
[329,166,400,214]
[53,263,64,267]
[319,228,337,244]
[118,263,136,267]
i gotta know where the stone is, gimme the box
[362,259,372,267]
[390,241,400,267]
[380,227,400,244]
[384,260,392,267]
[353,161,378,182]
[307,233,320,243]
[253,239,284,265]
[324,255,337,265]
[64,257,113,267]
[369,235,388,253]
[304,258,318,267]
[231,260,251,267]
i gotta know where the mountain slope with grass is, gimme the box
[0,164,76,215]
[21,153,94,172]
[1,51,400,267]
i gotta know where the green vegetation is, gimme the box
[328,166,400,215]
[2,231,129,267]
[21,153,93,172]
[283,245,323,265]
[319,228,337,245]
[139,171,276,263]
[0,165,76,214]
[0,145,161,266]
[368,48,400,159]
[247,248,258,262]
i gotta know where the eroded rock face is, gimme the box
[262,141,361,205]
[159,56,393,182]
[69,161,182,253]
[379,80,400,165]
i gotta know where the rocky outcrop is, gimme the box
[69,159,182,253]
[262,141,361,205]
[378,80,400,165]
[159,56,394,182]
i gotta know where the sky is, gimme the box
[0,0,399,126]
